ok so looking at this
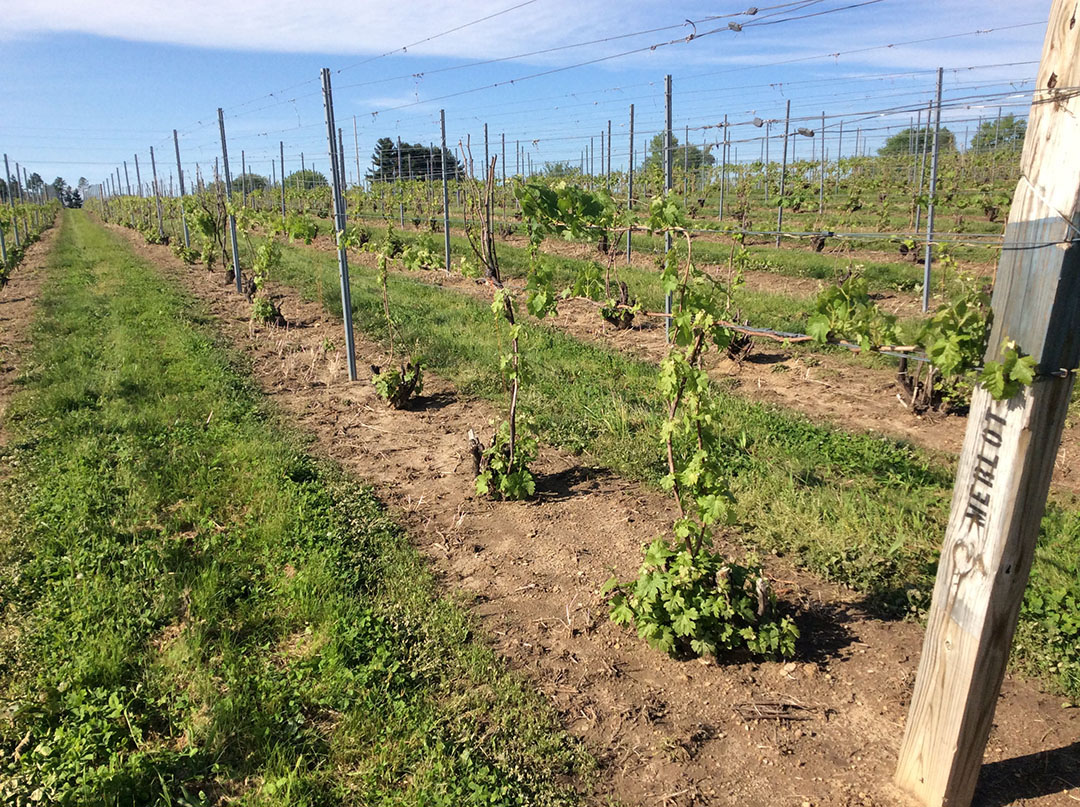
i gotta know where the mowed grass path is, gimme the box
[0,211,592,806]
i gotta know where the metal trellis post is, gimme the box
[627,103,634,264]
[664,74,673,342]
[922,68,944,313]
[441,109,451,274]
[217,109,242,293]
[150,146,165,241]
[280,142,287,224]
[320,68,358,382]
[174,129,190,248]
[776,99,791,249]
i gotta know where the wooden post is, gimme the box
[895,3,1080,804]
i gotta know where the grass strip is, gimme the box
[0,210,593,806]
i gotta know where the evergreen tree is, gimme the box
[366,138,460,182]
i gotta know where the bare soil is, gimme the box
[110,220,1080,807]
[316,233,1080,499]
[0,227,58,448]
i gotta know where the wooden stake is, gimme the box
[895,3,1080,804]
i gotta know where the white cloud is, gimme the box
[3,0,605,58]
[5,1,1046,71]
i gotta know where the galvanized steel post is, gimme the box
[150,146,165,240]
[320,68,358,382]
[216,109,242,293]
[923,68,944,313]
[174,130,190,248]
[775,99,791,248]
[627,103,634,264]
[664,75,673,342]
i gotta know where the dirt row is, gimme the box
[501,232,939,318]
[0,227,58,454]
[101,219,1080,807]
[297,229,1080,499]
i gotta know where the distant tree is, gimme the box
[366,137,460,182]
[283,169,328,189]
[644,132,715,173]
[231,172,268,193]
[878,126,956,156]
[63,188,83,208]
[78,177,89,194]
[970,114,1026,152]
[51,176,67,200]
[28,172,44,192]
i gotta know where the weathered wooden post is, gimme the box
[895,3,1080,804]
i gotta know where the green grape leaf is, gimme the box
[806,313,831,343]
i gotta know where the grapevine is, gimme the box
[516,180,799,660]
[369,222,424,410]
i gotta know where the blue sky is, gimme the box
[0,0,1050,191]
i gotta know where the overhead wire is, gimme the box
[39,11,1038,178]
[29,6,1045,195]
